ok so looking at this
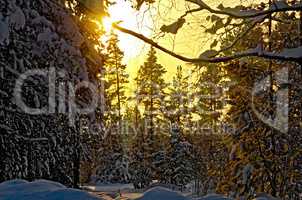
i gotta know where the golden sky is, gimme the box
[104,0,257,93]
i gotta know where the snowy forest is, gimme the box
[0,0,301,200]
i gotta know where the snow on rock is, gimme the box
[0,179,102,200]
[136,187,189,200]
[197,194,233,200]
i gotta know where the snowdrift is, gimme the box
[136,187,189,200]
[0,179,102,200]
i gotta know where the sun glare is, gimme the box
[100,0,152,62]
[102,17,114,33]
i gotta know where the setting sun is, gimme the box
[102,16,114,33]
[101,0,152,62]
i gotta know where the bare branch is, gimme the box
[113,23,302,64]
[180,7,203,18]
[186,0,302,19]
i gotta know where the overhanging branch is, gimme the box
[113,24,302,64]
[186,0,302,19]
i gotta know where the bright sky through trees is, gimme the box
[102,0,152,61]
[103,0,240,85]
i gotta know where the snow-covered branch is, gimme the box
[215,17,265,56]
[113,24,302,64]
[186,0,302,19]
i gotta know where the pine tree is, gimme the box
[215,10,302,199]
[103,31,129,133]
[135,46,167,137]
[169,126,193,190]
[96,31,130,184]
[193,64,226,134]
[0,0,105,187]
[164,66,192,133]
[130,46,168,188]
[135,46,168,155]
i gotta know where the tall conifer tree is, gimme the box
[97,31,130,183]
[131,46,167,188]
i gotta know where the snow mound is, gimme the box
[0,179,102,200]
[136,187,189,200]
[197,194,233,200]
[0,179,28,187]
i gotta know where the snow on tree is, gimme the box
[152,146,171,184]
[129,120,153,189]
[130,145,153,189]
[169,126,194,190]
[94,30,130,184]
[135,46,168,137]
[113,0,302,64]
[164,65,192,134]
[214,6,302,199]
[0,0,105,187]
[103,31,129,131]
[96,150,131,183]
[111,0,302,199]
[129,46,168,188]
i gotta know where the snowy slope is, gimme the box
[0,179,102,200]
[136,187,189,200]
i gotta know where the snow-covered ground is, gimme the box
[0,179,278,200]
[82,183,143,199]
[82,183,134,193]
[136,187,189,200]
[0,179,101,200]
[195,194,233,200]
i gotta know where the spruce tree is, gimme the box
[169,126,193,190]
[135,46,167,137]
[103,31,129,132]
[131,46,167,188]
[135,46,167,152]
[216,12,302,199]
[164,65,192,133]
[0,0,105,187]
[97,31,130,183]
[194,64,226,134]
